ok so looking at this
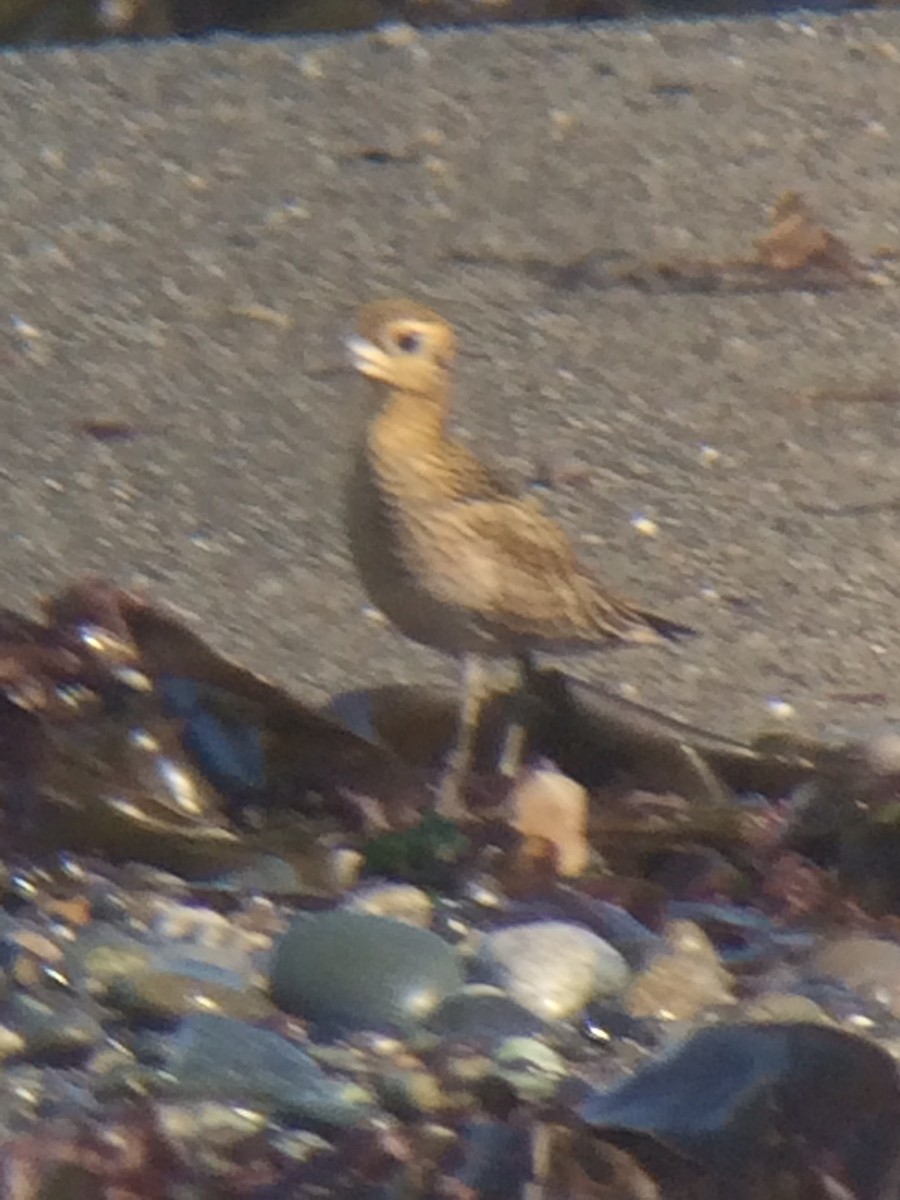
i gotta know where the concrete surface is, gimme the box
[2,11,900,745]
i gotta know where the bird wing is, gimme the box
[414,496,657,643]
[440,438,524,502]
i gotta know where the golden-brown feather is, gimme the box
[346,298,692,656]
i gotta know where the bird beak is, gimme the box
[346,335,390,381]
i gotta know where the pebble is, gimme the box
[0,1024,25,1063]
[477,921,630,1020]
[492,1037,567,1102]
[208,855,301,894]
[64,923,153,996]
[11,930,64,966]
[164,1013,373,1125]
[741,993,833,1025]
[507,767,589,878]
[269,909,463,1032]
[582,1001,659,1049]
[811,936,900,1018]
[86,1041,140,1094]
[5,992,104,1061]
[157,1101,269,1175]
[109,965,275,1023]
[427,985,552,1047]
[150,901,262,970]
[795,976,891,1026]
[0,940,37,993]
[376,1066,446,1116]
[440,1045,494,1092]
[344,882,433,928]
[624,920,735,1021]
[0,1065,47,1125]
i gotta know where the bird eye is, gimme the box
[395,330,422,354]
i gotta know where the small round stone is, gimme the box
[508,767,589,878]
[157,1099,268,1171]
[6,993,103,1061]
[65,923,154,996]
[492,1037,567,1102]
[812,936,900,1017]
[427,985,551,1047]
[624,920,735,1021]
[742,993,833,1025]
[110,967,275,1023]
[344,882,433,928]
[270,910,463,1032]
[0,1025,26,1063]
[207,856,301,894]
[477,921,630,1020]
[377,1067,446,1115]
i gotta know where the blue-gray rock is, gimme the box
[578,1022,900,1199]
[427,985,552,1047]
[164,1013,372,1125]
[270,909,463,1032]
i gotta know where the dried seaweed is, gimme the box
[449,191,888,296]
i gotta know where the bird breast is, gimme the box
[345,436,508,656]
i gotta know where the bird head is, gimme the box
[347,298,457,398]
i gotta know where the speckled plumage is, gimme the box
[345,298,693,812]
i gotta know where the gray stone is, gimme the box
[109,964,275,1023]
[492,1037,567,1102]
[477,921,630,1020]
[65,923,153,997]
[270,910,463,1032]
[344,882,433,928]
[812,936,900,1017]
[427,985,551,1046]
[5,993,104,1060]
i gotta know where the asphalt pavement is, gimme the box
[2,10,900,747]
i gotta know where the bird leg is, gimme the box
[496,652,535,778]
[436,652,488,820]
[438,654,536,815]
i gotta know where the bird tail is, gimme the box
[635,608,696,642]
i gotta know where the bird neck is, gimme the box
[371,384,450,450]
[365,384,456,503]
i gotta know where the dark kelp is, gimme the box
[0,578,427,880]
